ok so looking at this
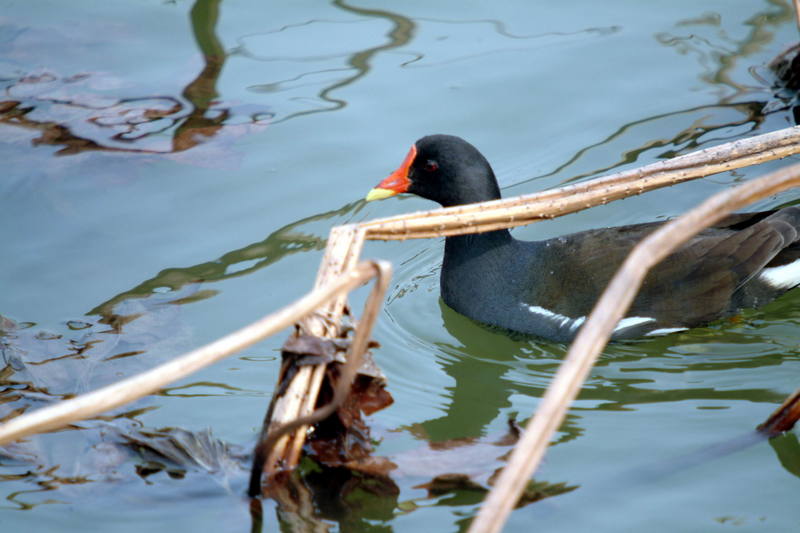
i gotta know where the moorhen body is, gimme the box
[366,134,800,342]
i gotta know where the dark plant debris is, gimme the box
[249,321,393,497]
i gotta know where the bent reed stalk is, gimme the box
[467,162,800,533]
[0,261,384,446]
[362,126,800,240]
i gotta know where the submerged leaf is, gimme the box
[122,426,248,476]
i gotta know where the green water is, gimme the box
[2,0,800,531]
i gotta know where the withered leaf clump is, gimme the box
[305,362,393,467]
[262,325,393,470]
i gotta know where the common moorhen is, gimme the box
[366,134,800,341]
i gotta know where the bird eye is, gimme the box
[424,160,439,172]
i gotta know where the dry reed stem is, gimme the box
[468,162,800,533]
[263,225,367,473]
[795,0,800,32]
[248,260,392,496]
[285,226,366,468]
[0,260,378,446]
[362,126,800,240]
[758,387,800,436]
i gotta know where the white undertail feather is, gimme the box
[759,258,800,290]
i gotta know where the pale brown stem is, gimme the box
[362,126,800,240]
[468,162,800,533]
[794,0,800,32]
[263,225,367,473]
[0,261,378,446]
[248,260,392,496]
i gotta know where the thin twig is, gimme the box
[468,162,800,533]
[362,126,800,240]
[0,261,380,446]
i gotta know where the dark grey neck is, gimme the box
[442,229,513,265]
[440,228,515,317]
[438,170,503,207]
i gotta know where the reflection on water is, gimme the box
[0,286,194,451]
[517,1,798,187]
[89,200,362,325]
[539,100,769,186]
[246,0,415,123]
[399,20,619,69]
[0,197,363,439]
[0,194,369,513]
[0,0,270,157]
[383,262,800,474]
[769,431,800,477]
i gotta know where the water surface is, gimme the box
[2,0,800,531]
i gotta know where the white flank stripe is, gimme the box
[614,316,656,332]
[644,327,688,337]
[522,305,655,335]
[760,258,800,289]
[523,305,586,332]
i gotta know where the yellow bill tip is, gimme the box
[365,187,397,202]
